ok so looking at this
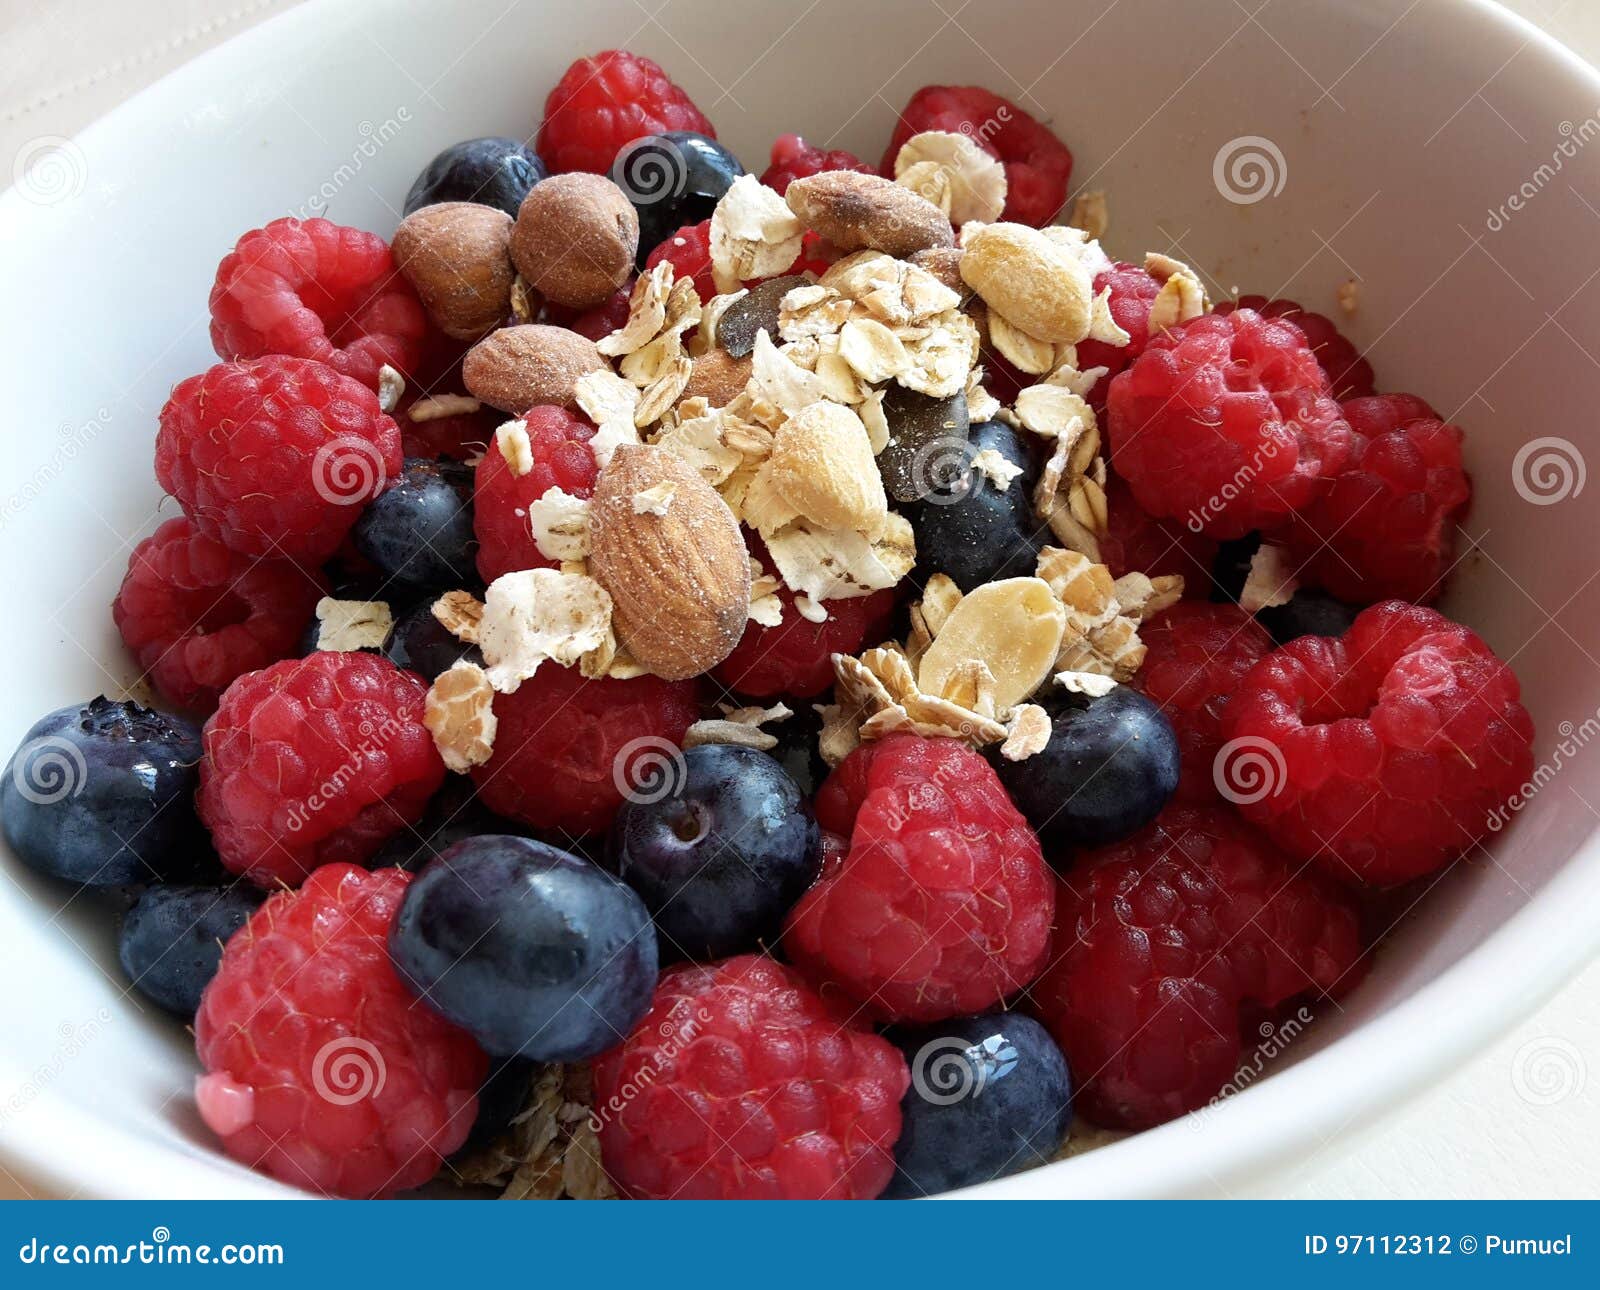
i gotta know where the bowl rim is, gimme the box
[3,0,1600,1201]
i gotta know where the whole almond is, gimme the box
[393,202,515,341]
[786,172,954,258]
[769,402,887,532]
[958,221,1094,343]
[463,324,607,413]
[588,444,751,680]
[682,348,752,406]
[511,173,639,308]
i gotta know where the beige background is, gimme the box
[0,0,1596,1199]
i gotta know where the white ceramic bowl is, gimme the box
[3,0,1600,1199]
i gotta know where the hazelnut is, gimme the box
[462,324,607,413]
[511,173,639,308]
[393,202,515,341]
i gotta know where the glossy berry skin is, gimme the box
[643,220,716,304]
[714,580,895,699]
[1214,296,1375,401]
[538,50,715,176]
[208,217,426,386]
[114,516,326,712]
[389,836,658,1061]
[612,130,744,265]
[1133,602,1275,803]
[194,864,486,1197]
[117,883,263,1017]
[882,85,1073,227]
[471,665,700,836]
[155,355,403,564]
[1107,309,1355,539]
[1076,261,1162,408]
[2,698,206,887]
[606,745,821,960]
[1256,590,1360,645]
[473,408,598,583]
[1222,601,1534,886]
[993,688,1180,855]
[353,457,477,593]
[758,133,873,195]
[197,652,446,888]
[404,137,546,217]
[593,955,909,1199]
[1283,395,1471,605]
[368,775,525,872]
[382,600,484,681]
[911,420,1043,592]
[1029,806,1366,1130]
[784,734,1054,1023]
[883,1012,1072,1198]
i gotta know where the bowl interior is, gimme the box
[3,0,1600,1198]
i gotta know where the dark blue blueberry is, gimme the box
[911,420,1043,592]
[453,1057,536,1158]
[1257,590,1361,645]
[383,599,484,680]
[116,883,263,1017]
[606,745,820,960]
[352,457,477,593]
[2,698,206,887]
[389,836,658,1060]
[883,1012,1072,1197]
[612,131,744,264]
[370,776,524,872]
[405,137,546,218]
[876,388,970,503]
[993,687,1179,857]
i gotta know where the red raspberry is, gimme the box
[472,665,700,836]
[1099,473,1220,595]
[1077,261,1162,407]
[593,955,908,1199]
[784,734,1054,1022]
[788,229,839,278]
[882,86,1074,227]
[1133,603,1274,803]
[538,50,715,176]
[194,864,486,1197]
[1107,308,1355,539]
[113,517,325,713]
[563,281,636,342]
[1221,601,1534,886]
[1283,395,1471,605]
[394,386,500,461]
[713,583,895,699]
[198,653,445,887]
[1215,296,1375,400]
[759,133,873,195]
[644,221,716,304]
[1028,806,1365,1129]
[473,407,599,583]
[156,356,403,564]
[208,217,426,387]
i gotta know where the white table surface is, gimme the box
[1,0,1596,1200]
